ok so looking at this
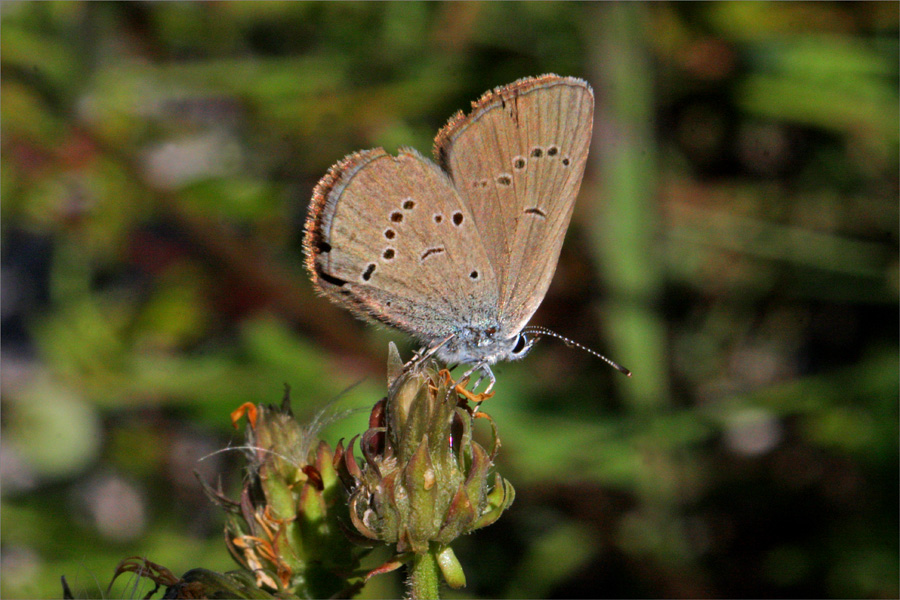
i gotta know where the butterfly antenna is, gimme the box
[523,326,632,377]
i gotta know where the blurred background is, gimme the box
[2,2,897,598]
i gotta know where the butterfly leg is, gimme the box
[477,363,496,394]
[447,363,497,404]
[457,363,496,394]
[403,334,455,371]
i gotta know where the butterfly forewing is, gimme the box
[435,75,594,335]
[305,148,499,343]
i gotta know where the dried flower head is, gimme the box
[202,388,365,598]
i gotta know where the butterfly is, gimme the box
[304,74,626,391]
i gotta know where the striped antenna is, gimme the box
[522,326,632,377]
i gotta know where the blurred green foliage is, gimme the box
[1,2,897,598]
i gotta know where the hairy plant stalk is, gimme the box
[407,546,441,600]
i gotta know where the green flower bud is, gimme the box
[335,344,515,562]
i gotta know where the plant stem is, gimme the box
[407,547,441,599]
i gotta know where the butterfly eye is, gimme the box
[511,333,530,356]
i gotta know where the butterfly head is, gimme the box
[431,325,537,367]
